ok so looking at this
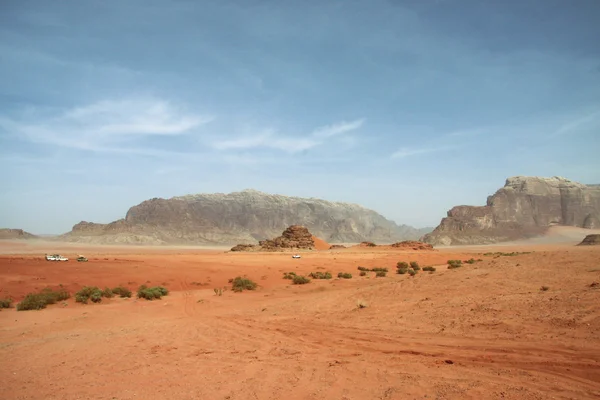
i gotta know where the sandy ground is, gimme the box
[1,238,600,399]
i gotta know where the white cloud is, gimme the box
[0,98,212,152]
[312,118,365,138]
[391,145,456,159]
[551,109,600,137]
[213,130,320,153]
[211,118,365,154]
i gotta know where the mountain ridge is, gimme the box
[61,189,432,245]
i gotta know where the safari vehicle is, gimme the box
[45,254,68,261]
[292,254,301,259]
[76,255,88,262]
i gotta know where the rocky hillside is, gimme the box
[231,225,317,252]
[0,228,37,240]
[61,189,430,245]
[423,176,600,246]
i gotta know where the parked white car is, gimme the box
[292,254,301,259]
[45,254,68,261]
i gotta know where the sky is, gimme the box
[1,0,600,234]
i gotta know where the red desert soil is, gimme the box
[311,235,331,250]
[1,241,600,399]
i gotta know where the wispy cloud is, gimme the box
[312,118,365,138]
[551,109,600,137]
[391,145,456,159]
[0,98,212,153]
[213,131,320,153]
[211,118,365,154]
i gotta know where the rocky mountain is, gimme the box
[423,176,600,246]
[61,189,430,245]
[0,228,37,240]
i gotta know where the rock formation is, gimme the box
[61,189,431,245]
[423,176,600,246]
[390,241,434,251]
[231,225,316,252]
[578,234,600,246]
[0,229,37,240]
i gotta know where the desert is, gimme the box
[1,226,600,399]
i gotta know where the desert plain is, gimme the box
[1,228,600,400]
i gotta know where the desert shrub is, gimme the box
[292,275,310,285]
[371,267,388,273]
[359,271,367,276]
[410,261,420,271]
[76,286,104,304]
[465,258,477,264]
[447,260,463,269]
[337,272,352,279]
[309,271,332,279]
[357,266,370,271]
[214,288,223,296]
[0,298,13,308]
[375,270,387,277]
[283,272,297,280]
[397,261,409,269]
[408,269,417,276]
[137,285,169,300]
[357,299,368,309]
[540,286,550,292]
[231,277,257,292]
[102,287,114,298]
[397,267,408,275]
[422,266,436,272]
[17,288,70,311]
[111,286,132,298]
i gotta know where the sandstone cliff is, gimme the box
[62,189,429,245]
[423,176,600,246]
[231,225,317,252]
[0,228,37,240]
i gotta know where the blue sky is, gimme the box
[1,0,599,234]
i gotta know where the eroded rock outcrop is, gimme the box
[423,176,600,246]
[230,225,316,252]
[578,234,600,246]
[390,241,434,251]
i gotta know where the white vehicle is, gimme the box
[45,254,68,261]
[292,254,301,259]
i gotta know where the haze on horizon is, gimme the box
[1,0,600,235]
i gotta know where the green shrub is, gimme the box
[422,266,436,272]
[111,286,132,298]
[410,261,421,271]
[359,271,367,276]
[465,258,477,264]
[371,267,388,273]
[283,272,297,280]
[397,267,408,274]
[357,266,370,271]
[408,269,417,276]
[0,298,13,308]
[397,261,409,269]
[337,272,352,279]
[137,285,169,300]
[292,275,310,285]
[17,288,70,311]
[76,286,114,304]
[309,271,332,279]
[375,270,387,277]
[231,277,257,292]
[447,260,463,269]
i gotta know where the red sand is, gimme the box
[311,235,331,250]
[1,241,600,399]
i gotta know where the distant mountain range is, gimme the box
[57,189,432,245]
